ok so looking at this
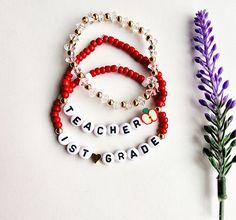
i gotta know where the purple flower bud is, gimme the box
[198,85,205,90]
[199,70,206,75]
[222,80,229,90]
[199,99,208,107]
[195,28,202,34]
[196,73,202,78]
[195,45,204,53]
[218,67,223,75]
[226,98,232,108]
[204,93,212,101]
[206,20,211,28]
[204,113,211,121]
[229,100,236,109]
[208,36,214,45]
[213,53,220,62]
[230,130,236,139]
[207,27,213,36]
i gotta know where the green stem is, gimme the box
[219,200,224,220]
[218,176,227,220]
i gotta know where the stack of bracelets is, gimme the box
[50,12,168,165]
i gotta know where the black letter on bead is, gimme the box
[61,136,68,141]
[69,144,77,153]
[72,116,82,126]
[109,125,117,134]
[130,150,138,159]
[132,119,141,129]
[82,149,89,157]
[122,125,130,134]
[151,137,159,147]
[97,126,104,135]
[66,106,74,112]
[83,122,92,131]
[118,152,125,160]
[140,145,149,154]
[106,154,112,163]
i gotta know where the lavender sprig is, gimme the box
[193,10,236,220]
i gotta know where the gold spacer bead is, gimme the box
[96,91,103,98]
[93,13,99,20]
[149,56,156,62]
[85,84,92,90]
[149,45,154,50]
[144,93,151,100]
[104,13,111,21]
[138,27,144,34]
[107,99,114,106]
[55,128,63,135]
[128,20,134,28]
[147,83,154,89]
[69,40,74,44]
[151,70,158,76]
[70,62,76,68]
[121,101,126,108]
[156,107,162,112]
[133,99,139,106]
[146,35,151,41]
[74,29,81,35]
[60,97,68,104]
[82,16,89,24]
[116,15,122,23]
[77,72,84,79]
[159,134,165,140]
[67,50,72,56]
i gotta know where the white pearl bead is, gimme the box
[127,148,140,161]
[70,114,83,127]
[130,117,143,130]
[66,142,80,155]
[79,147,92,159]
[81,120,95,133]
[107,124,119,136]
[147,135,160,148]
[63,103,76,116]
[120,123,132,135]
[58,133,72,145]
[102,152,115,165]
[94,125,107,137]
[138,143,151,156]
[114,150,127,162]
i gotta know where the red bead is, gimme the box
[100,67,106,74]
[61,86,69,92]
[111,65,117,72]
[128,46,135,54]
[62,79,70,87]
[80,51,86,58]
[90,70,96,77]
[52,117,60,123]
[52,105,61,112]
[159,96,166,102]
[108,36,114,44]
[158,112,166,117]
[74,78,80,85]
[68,87,73,93]
[88,45,95,51]
[118,41,124,48]
[61,91,69,98]
[51,112,59,117]
[136,54,143,62]
[132,50,139,58]
[118,66,124,73]
[159,128,167,134]
[159,85,166,91]
[127,70,134,78]
[157,71,162,77]
[156,100,164,107]
[160,123,168,129]
[105,65,111,72]
[84,48,91,55]
[123,43,130,51]
[90,40,97,47]
[113,38,119,47]
[161,91,168,97]
[132,72,139,80]
[96,37,103,45]
[54,122,62,129]
[103,35,108,43]
[123,67,129,75]
[71,82,76,88]
[95,68,100,75]
[137,75,145,83]
[159,117,168,123]
[54,99,60,106]
[76,55,82,63]
[159,80,166,86]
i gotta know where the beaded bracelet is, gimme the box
[51,65,168,164]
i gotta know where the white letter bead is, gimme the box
[148,135,160,148]
[114,150,127,162]
[58,133,72,145]
[130,117,143,130]
[102,152,115,165]
[63,103,76,116]
[94,125,107,137]
[70,114,83,127]
[138,143,151,156]
[81,120,95,133]
[127,148,140,161]
[120,123,132,135]
[66,142,80,155]
[107,124,119,136]
[79,147,92,159]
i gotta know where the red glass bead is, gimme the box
[127,70,134,78]
[84,48,91,55]
[123,43,130,51]
[95,68,101,75]
[111,65,117,72]
[103,35,108,43]
[137,75,145,83]
[159,128,167,134]
[54,122,62,129]
[51,112,59,117]
[62,91,69,98]
[90,70,96,77]
[158,112,166,117]
[108,36,114,44]
[113,38,119,47]
[105,65,111,72]
[88,45,95,51]
[118,41,124,49]
[52,105,61,112]
[123,67,129,75]
[128,46,135,54]
[118,66,124,73]
[132,72,139,80]
[96,37,103,45]
[132,50,139,58]
[90,40,97,47]
[100,67,106,74]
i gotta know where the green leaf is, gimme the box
[208,157,219,172]
[230,139,236,147]
[142,108,149,114]
[204,135,211,143]
[203,148,213,157]
[224,163,232,175]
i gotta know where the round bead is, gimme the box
[63,103,75,116]
[144,93,150,100]
[82,16,89,23]
[102,152,115,165]
[96,91,103,98]
[70,114,83,127]
[127,148,140,161]
[60,97,68,104]
[138,27,144,34]
[107,124,119,136]
[130,117,143,130]
[94,125,107,137]
[93,13,99,20]
[104,13,111,20]
[58,132,72,146]
[133,99,139,106]
[55,128,63,135]
[114,150,127,162]
[116,15,122,23]
[79,147,92,159]
[107,99,114,106]
[81,121,95,133]
[67,142,80,155]
[121,101,126,108]
[120,123,132,135]
[147,135,160,148]
[128,20,134,28]
[138,143,151,156]
[85,84,92,90]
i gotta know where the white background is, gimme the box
[0,0,236,220]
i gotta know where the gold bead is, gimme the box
[69,40,74,44]
[146,35,151,41]
[60,97,68,104]
[77,72,84,79]
[159,134,165,140]
[151,70,158,76]
[70,62,76,68]
[128,20,134,28]
[144,93,150,100]
[116,15,122,23]
[156,107,162,112]
[96,91,102,98]
[104,13,111,20]
[138,27,144,34]
[121,101,126,108]
[82,16,89,24]
[107,99,114,106]
[85,84,92,90]
[93,13,99,20]
[133,99,139,106]
[67,50,72,56]
[149,45,154,50]
[147,83,154,89]
[55,128,63,135]
[74,29,81,35]
[149,56,156,62]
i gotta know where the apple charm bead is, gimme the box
[140,108,158,125]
